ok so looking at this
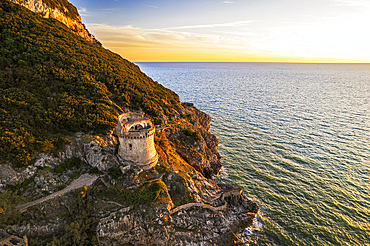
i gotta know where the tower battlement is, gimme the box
[116,111,158,168]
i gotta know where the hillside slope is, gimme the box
[0,0,181,166]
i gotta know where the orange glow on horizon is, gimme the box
[80,0,370,64]
[103,45,369,64]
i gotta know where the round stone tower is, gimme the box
[116,111,158,169]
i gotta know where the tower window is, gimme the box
[129,144,132,150]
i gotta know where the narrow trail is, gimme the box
[16,173,99,213]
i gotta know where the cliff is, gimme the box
[9,0,97,43]
[0,1,259,245]
[1,126,259,245]
[173,104,222,178]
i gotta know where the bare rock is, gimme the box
[10,0,97,43]
[0,164,36,189]
[0,164,18,186]
[84,135,118,171]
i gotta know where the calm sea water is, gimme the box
[136,62,370,246]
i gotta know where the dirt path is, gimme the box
[16,173,99,213]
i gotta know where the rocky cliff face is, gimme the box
[97,184,259,246]
[0,132,117,195]
[166,103,222,179]
[10,0,96,43]
[1,112,260,245]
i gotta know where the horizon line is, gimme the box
[133,61,370,64]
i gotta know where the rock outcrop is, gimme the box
[10,0,97,43]
[96,183,259,246]
[1,122,259,245]
[0,165,37,192]
[167,104,222,178]
[0,132,117,197]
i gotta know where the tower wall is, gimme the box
[116,112,158,168]
[117,129,157,167]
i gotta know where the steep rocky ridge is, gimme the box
[167,104,222,179]
[1,127,259,245]
[10,0,97,43]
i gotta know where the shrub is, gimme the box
[55,165,65,174]
[46,187,98,246]
[168,174,194,206]
[179,128,201,144]
[19,177,35,189]
[0,190,27,225]
[63,157,82,169]
[89,167,99,174]
[183,128,196,137]
[154,164,171,174]
[54,156,83,174]
[70,171,80,180]
[100,181,166,206]
[108,166,121,180]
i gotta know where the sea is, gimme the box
[135,62,370,246]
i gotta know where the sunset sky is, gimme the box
[69,0,370,63]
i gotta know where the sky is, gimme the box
[68,0,370,63]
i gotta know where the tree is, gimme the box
[0,190,26,225]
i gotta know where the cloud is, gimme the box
[141,4,159,9]
[78,7,89,16]
[85,14,370,63]
[223,1,234,3]
[86,24,257,54]
[91,27,257,61]
[331,0,370,7]
[165,20,257,30]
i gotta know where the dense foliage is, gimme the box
[101,180,167,206]
[0,190,27,225]
[47,187,98,246]
[107,166,122,180]
[180,128,201,143]
[44,181,167,245]
[0,0,181,166]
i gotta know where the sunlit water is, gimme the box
[136,62,370,245]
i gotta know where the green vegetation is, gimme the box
[6,176,36,192]
[169,173,194,206]
[154,163,172,174]
[155,130,197,174]
[0,1,222,245]
[69,171,81,180]
[107,166,121,179]
[179,128,201,143]
[0,190,27,225]
[88,166,100,174]
[20,177,36,188]
[45,181,166,245]
[47,187,98,246]
[100,180,167,206]
[0,0,181,166]
[54,156,83,173]
[183,128,196,137]
[155,130,170,149]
